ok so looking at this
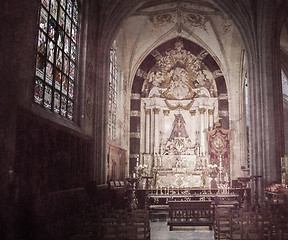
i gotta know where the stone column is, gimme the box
[189,109,197,145]
[145,109,151,154]
[153,108,161,154]
[208,109,214,131]
[199,108,206,154]
[245,2,284,203]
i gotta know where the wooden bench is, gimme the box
[149,205,169,221]
[167,200,214,231]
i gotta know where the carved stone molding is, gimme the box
[218,93,228,100]
[150,13,175,28]
[131,93,141,100]
[185,13,208,30]
[129,154,140,159]
[219,110,229,117]
[130,110,141,117]
[130,132,141,138]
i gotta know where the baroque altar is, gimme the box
[136,39,229,189]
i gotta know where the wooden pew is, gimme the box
[167,200,214,231]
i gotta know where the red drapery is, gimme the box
[207,126,230,176]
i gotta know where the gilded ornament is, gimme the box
[163,110,170,116]
[189,110,196,116]
[145,109,151,115]
[198,108,206,114]
[153,108,160,114]
[208,109,214,115]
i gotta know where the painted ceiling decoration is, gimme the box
[137,1,231,35]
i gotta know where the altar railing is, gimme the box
[147,187,249,206]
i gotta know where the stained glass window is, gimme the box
[34,0,79,120]
[108,41,118,141]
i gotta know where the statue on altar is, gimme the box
[163,113,194,155]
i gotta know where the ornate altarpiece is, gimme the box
[138,40,225,188]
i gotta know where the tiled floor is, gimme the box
[150,221,214,240]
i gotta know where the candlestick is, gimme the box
[219,155,222,168]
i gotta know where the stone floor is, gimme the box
[150,221,214,240]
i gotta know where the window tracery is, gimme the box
[34,0,79,120]
[109,40,119,141]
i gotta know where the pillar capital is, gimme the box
[153,108,161,114]
[189,110,196,116]
[198,108,206,114]
[208,109,214,115]
[163,109,170,116]
[145,109,151,115]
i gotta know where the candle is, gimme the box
[219,155,222,168]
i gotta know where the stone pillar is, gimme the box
[153,108,160,153]
[199,108,206,154]
[145,109,151,154]
[189,109,197,145]
[244,1,285,203]
[208,109,214,131]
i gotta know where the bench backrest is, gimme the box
[169,200,212,210]
[168,200,213,219]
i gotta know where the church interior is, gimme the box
[1,0,288,239]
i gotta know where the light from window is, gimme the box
[34,0,79,120]
[282,70,288,101]
[109,41,118,140]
